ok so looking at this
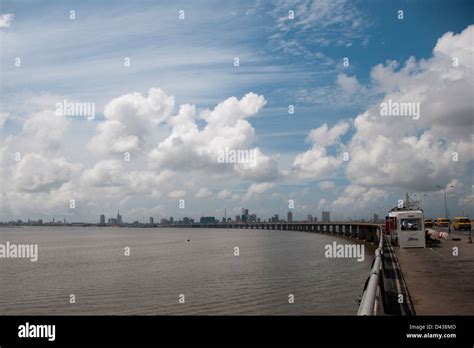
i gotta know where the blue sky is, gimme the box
[1,0,473,222]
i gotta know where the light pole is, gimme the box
[437,185,454,232]
[414,193,428,211]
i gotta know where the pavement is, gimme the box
[393,228,474,315]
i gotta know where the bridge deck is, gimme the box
[394,229,474,315]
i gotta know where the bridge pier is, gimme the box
[351,225,358,238]
[344,225,350,237]
[365,225,374,242]
[337,225,343,236]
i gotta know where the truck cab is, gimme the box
[387,210,425,248]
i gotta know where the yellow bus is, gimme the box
[452,217,471,231]
[424,219,433,228]
[434,218,450,227]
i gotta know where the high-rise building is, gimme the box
[100,214,105,224]
[235,215,241,222]
[241,208,249,222]
[322,211,330,222]
[307,214,313,222]
[287,211,293,222]
[200,216,216,224]
[117,210,122,224]
[169,217,174,224]
[149,217,154,225]
[373,214,379,222]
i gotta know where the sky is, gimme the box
[0,0,473,222]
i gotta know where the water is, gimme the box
[0,227,374,315]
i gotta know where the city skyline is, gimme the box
[1,1,473,223]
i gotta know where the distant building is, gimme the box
[307,214,313,222]
[313,217,318,222]
[287,211,293,222]
[149,217,154,225]
[373,214,379,222]
[241,208,249,222]
[100,214,105,224]
[322,211,330,222]
[160,218,169,225]
[235,215,241,222]
[116,210,122,224]
[108,218,117,224]
[169,217,174,224]
[249,213,257,222]
[200,216,216,224]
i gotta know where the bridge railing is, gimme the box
[357,226,385,316]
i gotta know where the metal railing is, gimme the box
[357,227,384,315]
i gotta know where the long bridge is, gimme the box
[172,221,382,243]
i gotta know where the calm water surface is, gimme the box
[0,227,374,315]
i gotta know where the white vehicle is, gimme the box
[386,209,425,248]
